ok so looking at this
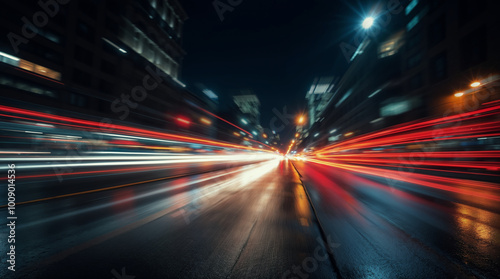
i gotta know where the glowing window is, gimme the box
[407,6,429,31]
[19,59,61,80]
[34,64,61,80]
[378,32,404,58]
[405,0,418,15]
[0,52,20,67]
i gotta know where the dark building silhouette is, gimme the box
[0,0,218,136]
[301,0,500,150]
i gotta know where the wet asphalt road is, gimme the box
[293,160,500,279]
[1,159,337,279]
[1,158,499,278]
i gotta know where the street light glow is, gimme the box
[454,92,464,97]
[362,17,375,29]
[297,115,305,125]
[241,119,248,125]
[471,81,481,88]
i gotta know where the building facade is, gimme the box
[0,0,217,135]
[300,0,500,151]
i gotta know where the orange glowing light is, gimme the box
[471,81,481,88]
[200,117,212,125]
[297,115,306,125]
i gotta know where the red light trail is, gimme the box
[303,104,500,202]
[0,105,272,152]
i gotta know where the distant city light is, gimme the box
[362,17,375,29]
[176,117,190,126]
[241,119,248,125]
[345,132,354,137]
[0,51,19,61]
[173,78,186,88]
[200,117,212,125]
[329,129,337,134]
[314,133,320,138]
[368,88,382,98]
[202,89,219,99]
[297,115,306,125]
[470,81,481,88]
[370,118,384,124]
[454,92,464,97]
[102,38,127,54]
[252,131,258,136]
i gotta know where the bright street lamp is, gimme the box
[362,17,375,29]
[470,81,481,88]
[454,92,464,97]
[297,115,306,125]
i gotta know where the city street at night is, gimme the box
[1,0,500,278]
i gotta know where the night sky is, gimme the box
[180,0,373,139]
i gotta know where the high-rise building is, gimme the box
[233,92,261,126]
[0,0,211,132]
[300,0,500,150]
[401,0,500,116]
[305,76,336,128]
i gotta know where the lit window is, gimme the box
[34,64,61,80]
[407,15,420,31]
[378,31,404,58]
[381,100,411,116]
[19,59,61,80]
[379,40,396,58]
[407,6,429,31]
[19,59,35,72]
[405,0,418,15]
[0,51,20,67]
